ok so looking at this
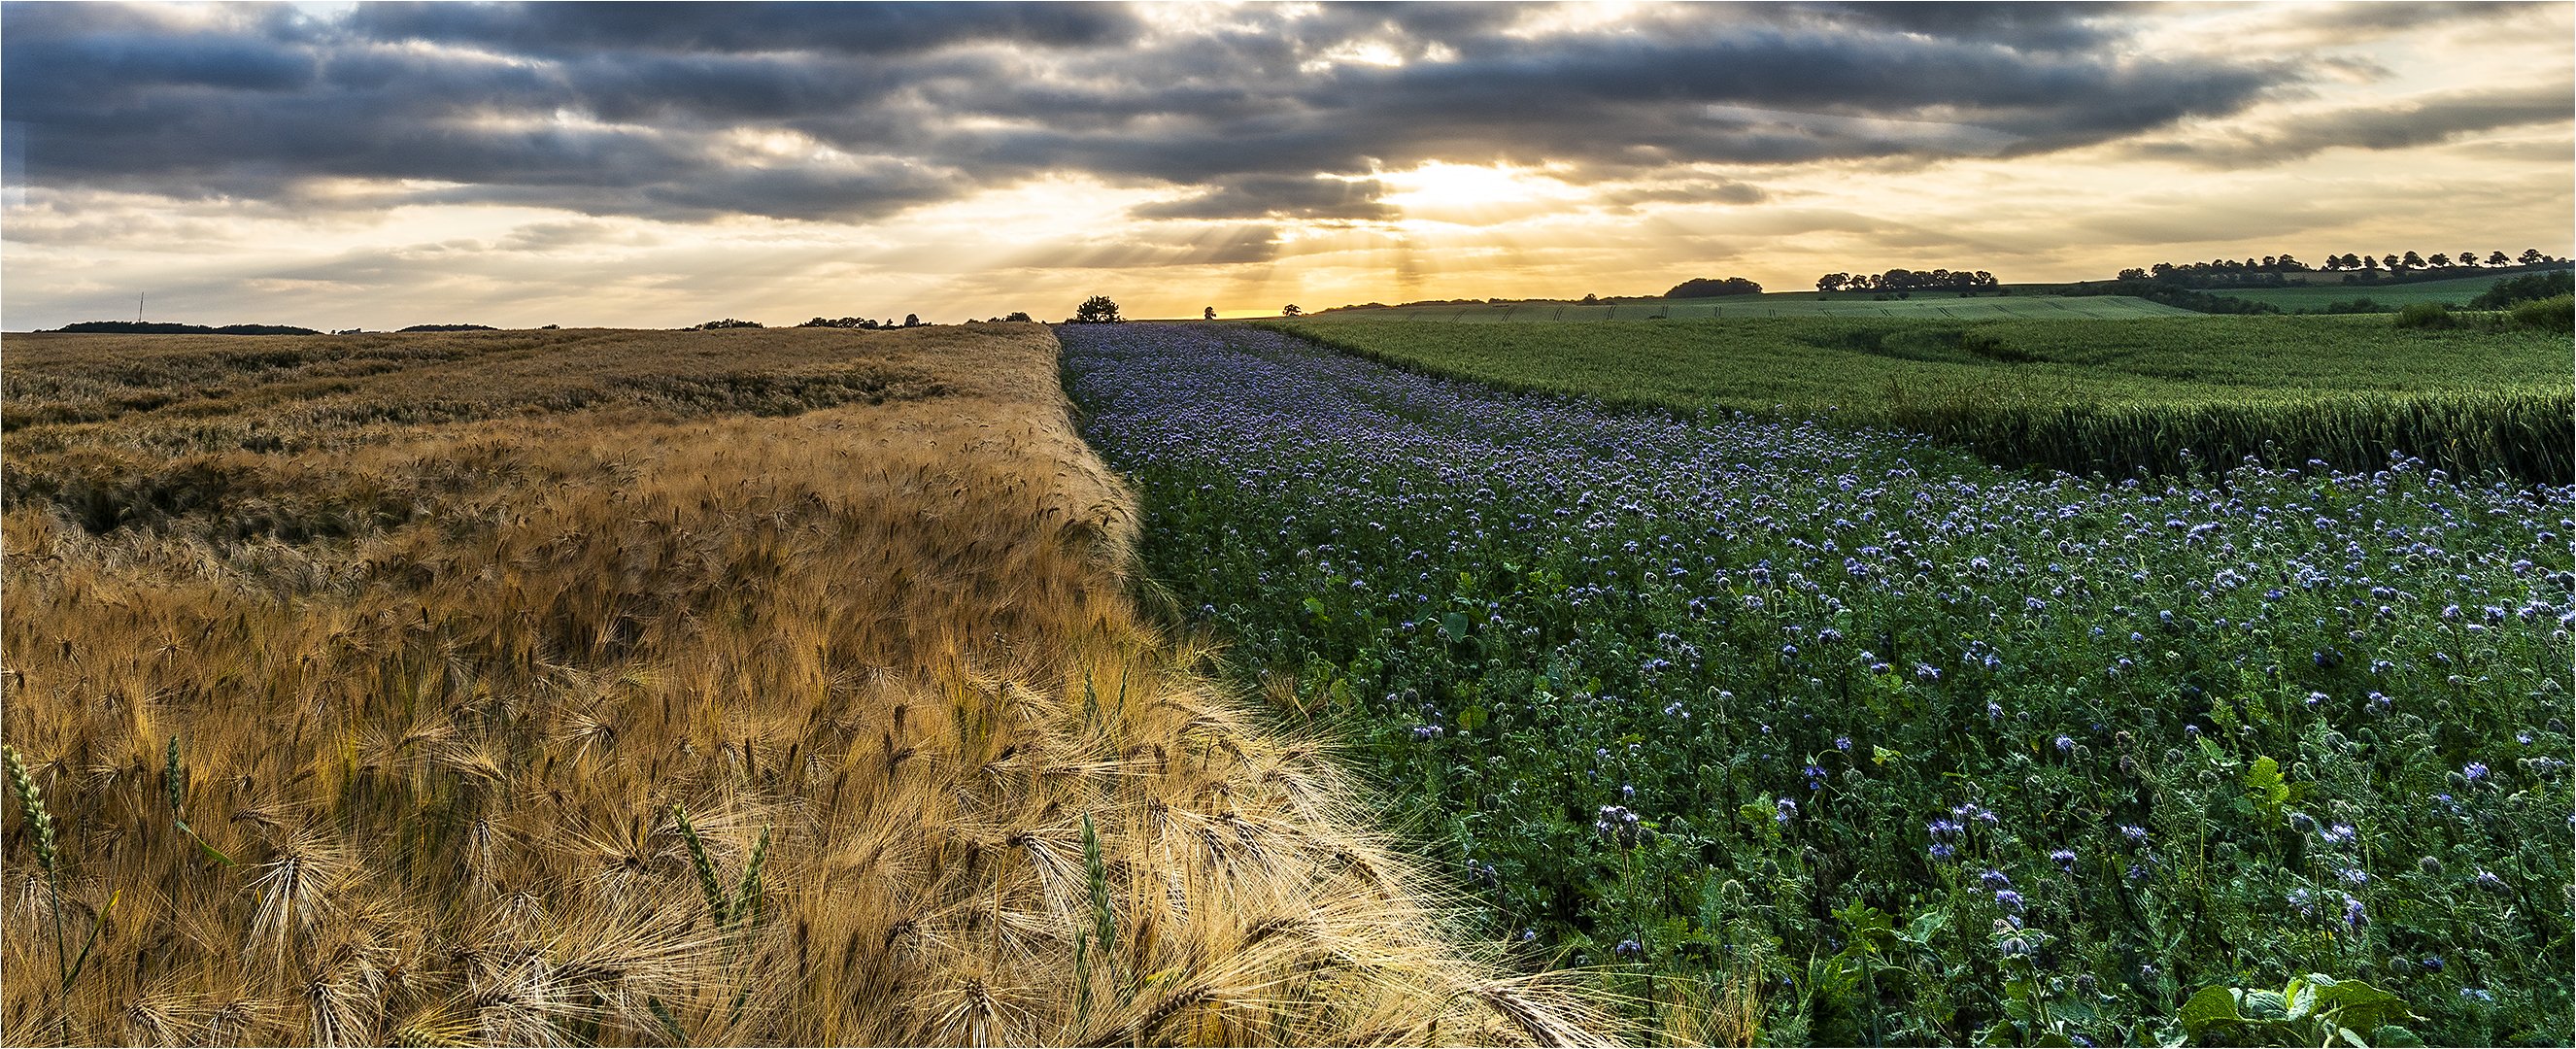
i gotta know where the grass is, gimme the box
[2209,273,2531,311]
[1263,315,2571,482]
[1314,295,2192,322]
[0,325,1612,1045]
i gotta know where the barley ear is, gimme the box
[164,735,186,819]
[4,744,56,874]
[671,804,729,927]
[731,824,771,929]
[162,735,233,866]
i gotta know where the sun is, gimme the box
[1373,161,1583,215]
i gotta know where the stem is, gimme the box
[48,863,67,990]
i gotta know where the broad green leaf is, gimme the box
[2313,978,2413,1031]
[2287,974,2322,1021]
[2245,755,2289,814]
[1898,909,1949,946]
[2002,978,2040,1022]
[2179,986,2246,1032]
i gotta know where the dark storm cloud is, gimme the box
[343,2,1143,56]
[1133,175,1397,221]
[2,1,2454,225]
[2127,83,2576,169]
[1748,2,2123,51]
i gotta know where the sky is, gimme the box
[4,1,2570,329]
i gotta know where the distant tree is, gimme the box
[902,313,922,327]
[695,319,763,329]
[2361,255,2380,271]
[2521,249,2546,266]
[2276,253,2304,270]
[2381,254,2401,271]
[1815,273,1849,292]
[1072,296,1123,323]
[1282,304,1303,317]
[2457,251,2481,268]
[2401,251,2424,269]
[1203,306,1216,321]
[1665,276,1763,298]
[2342,253,2365,270]
[2489,251,2512,266]
[1580,293,1600,304]
[2427,254,2451,268]
[2468,269,2574,309]
[2118,267,2148,281]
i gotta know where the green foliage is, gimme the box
[1062,322,2575,1047]
[2509,293,2572,333]
[2211,271,2559,312]
[2176,974,2417,1046]
[1326,294,2186,321]
[2390,302,2454,329]
[1263,316,2570,482]
[2467,269,2574,310]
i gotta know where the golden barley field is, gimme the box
[0,325,1611,1046]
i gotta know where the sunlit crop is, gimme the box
[0,325,1608,1046]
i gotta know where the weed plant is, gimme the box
[0,325,1607,1045]
[1063,322,2574,1046]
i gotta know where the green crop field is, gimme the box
[2211,273,2542,311]
[1267,315,2571,482]
[1317,294,2193,322]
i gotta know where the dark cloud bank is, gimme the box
[0,2,2545,224]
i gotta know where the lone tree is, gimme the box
[1072,295,1123,323]
[1282,304,1303,317]
[1203,306,1216,321]
[1664,276,1763,298]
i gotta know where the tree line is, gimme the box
[2116,249,2559,282]
[1813,268,1999,293]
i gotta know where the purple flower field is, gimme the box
[1061,321,2573,1045]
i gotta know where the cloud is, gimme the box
[1130,175,1395,221]
[3,1,2305,224]
[2125,83,2576,169]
